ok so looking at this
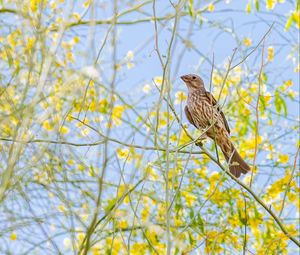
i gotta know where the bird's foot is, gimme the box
[195,140,203,147]
[195,138,206,147]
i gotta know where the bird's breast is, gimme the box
[187,92,221,130]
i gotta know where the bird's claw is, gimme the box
[195,135,207,147]
[195,139,204,147]
[195,141,203,147]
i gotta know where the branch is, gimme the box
[204,146,300,247]
[250,40,265,187]
[229,23,274,71]
[279,146,300,217]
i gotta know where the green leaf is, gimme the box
[174,247,179,255]
[238,209,247,225]
[255,0,260,11]
[198,14,203,28]
[285,14,293,31]
[246,2,251,14]
[175,202,182,212]
[104,198,117,212]
[188,0,195,19]
[259,96,266,114]
[254,206,259,218]
[4,45,13,68]
[89,165,96,177]
[188,231,196,245]
[261,72,268,83]
[197,213,205,234]
[275,90,282,113]
[274,90,287,117]
[190,209,194,219]
[281,97,287,117]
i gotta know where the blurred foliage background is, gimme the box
[0,0,299,254]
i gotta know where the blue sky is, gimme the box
[0,0,299,254]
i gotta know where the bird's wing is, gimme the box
[184,105,197,128]
[205,91,231,134]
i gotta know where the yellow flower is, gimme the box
[73,12,81,21]
[57,204,66,213]
[144,163,158,181]
[25,37,35,52]
[143,84,151,93]
[263,92,272,102]
[50,1,57,9]
[243,135,262,150]
[130,243,148,255]
[170,134,177,142]
[77,232,85,243]
[208,171,221,185]
[78,164,85,172]
[60,126,69,134]
[81,128,90,137]
[126,50,134,60]
[141,207,150,221]
[194,167,207,178]
[243,37,252,47]
[283,80,293,88]
[243,174,252,185]
[10,232,17,241]
[112,105,125,126]
[42,120,54,131]
[207,3,215,12]
[153,76,163,86]
[156,204,166,222]
[278,154,289,164]
[83,0,91,8]
[118,220,128,229]
[228,74,241,85]
[294,63,299,73]
[30,0,42,12]
[267,46,274,62]
[178,131,190,145]
[175,91,187,104]
[182,190,197,206]
[63,238,71,248]
[91,245,102,255]
[213,73,223,85]
[105,237,122,255]
[73,36,80,44]
[126,51,134,69]
[292,10,300,28]
[127,62,135,69]
[117,148,129,159]
[66,52,75,62]
[98,98,108,113]
[266,0,276,10]
[288,90,298,99]
[246,2,251,14]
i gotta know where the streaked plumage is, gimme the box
[181,74,250,178]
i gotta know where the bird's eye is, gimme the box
[192,76,196,80]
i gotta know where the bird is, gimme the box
[181,74,250,178]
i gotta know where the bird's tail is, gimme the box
[220,141,250,178]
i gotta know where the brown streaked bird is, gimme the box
[181,74,250,178]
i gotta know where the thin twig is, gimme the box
[250,40,265,187]
[279,146,300,217]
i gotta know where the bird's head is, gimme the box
[180,74,204,91]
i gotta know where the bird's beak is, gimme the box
[180,75,189,82]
